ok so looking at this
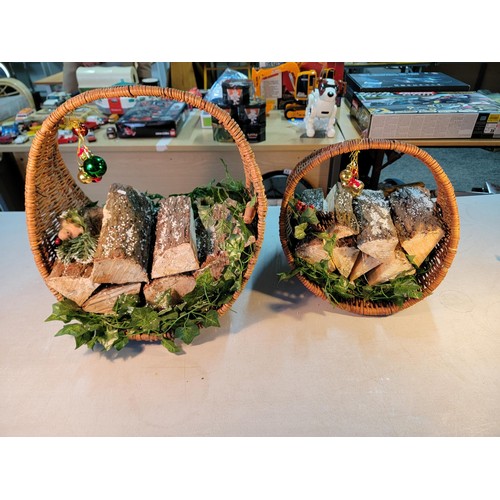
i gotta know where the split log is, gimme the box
[388,186,445,267]
[366,246,415,286]
[195,200,254,280]
[354,189,399,262]
[331,236,360,278]
[194,252,230,281]
[82,282,142,314]
[144,274,197,309]
[92,184,154,284]
[197,201,233,257]
[325,183,359,239]
[295,237,335,271]
[349,252,381,282]
[47,260,99,306]
[151,195,200,279]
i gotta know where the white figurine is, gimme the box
[305,78,338,138]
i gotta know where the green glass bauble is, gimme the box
[82,155,107,178]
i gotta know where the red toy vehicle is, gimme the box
[57,130,78,144]
[0,135,14,144]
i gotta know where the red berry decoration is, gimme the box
[73,123,88,137]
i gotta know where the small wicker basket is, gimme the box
[25,85,268,342]
[279,138,460,316]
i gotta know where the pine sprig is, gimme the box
[56,232,98,264]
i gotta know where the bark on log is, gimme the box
[388,186,445,267]
[82,282,142,314]
[47,260,99,306]
[144,275,196,309]
[92,184,154,284]
[325,183,360,239]
[301,188,325,210]
[151,195,200,278]
[354,189,399,262]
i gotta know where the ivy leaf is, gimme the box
[54,323,88,338]
[100,328,120,351]
[114,294,141,315]
[46,300,82,323]
[175,324,200,344]
[202,309,220,328]
[294,222,308,240]
[113,337,130,351]
[300,207,319,225]
[130,306,160,333]
[277,266,302,281]
[161,338,181,353]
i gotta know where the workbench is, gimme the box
[1,195,499,436]
[3,108,346,205]
[2,100,500,206]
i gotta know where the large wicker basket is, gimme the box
[25,85,268,342]
[279,138,460,316]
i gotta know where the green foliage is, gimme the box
[56,232,98,264]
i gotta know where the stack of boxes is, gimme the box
[210,79,266,143]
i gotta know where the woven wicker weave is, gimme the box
[25,85,268,341]
[279,138,460,316]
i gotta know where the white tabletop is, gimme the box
[1,194,499,437]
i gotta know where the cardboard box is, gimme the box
[350,91,500,139]
[345,72,470,106]
[116,99,188,138]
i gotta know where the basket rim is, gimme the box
[279,138,460,316]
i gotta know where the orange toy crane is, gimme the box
[251,62,342,120]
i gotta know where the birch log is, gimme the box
[366,246,415,286]
[388,186,445,266]
[295,238,335,271]
[82,282,142,314]
[331,236,360,278]
[353,189,399,262]
[325,183,359,239]
[92,184,154,284]
[151,195,200,278]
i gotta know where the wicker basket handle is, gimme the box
[32,85,262,193]
[279,137,461,316]
[283,138,458,218]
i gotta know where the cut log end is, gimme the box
[82,282,142,314]
[47,260,99,306]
